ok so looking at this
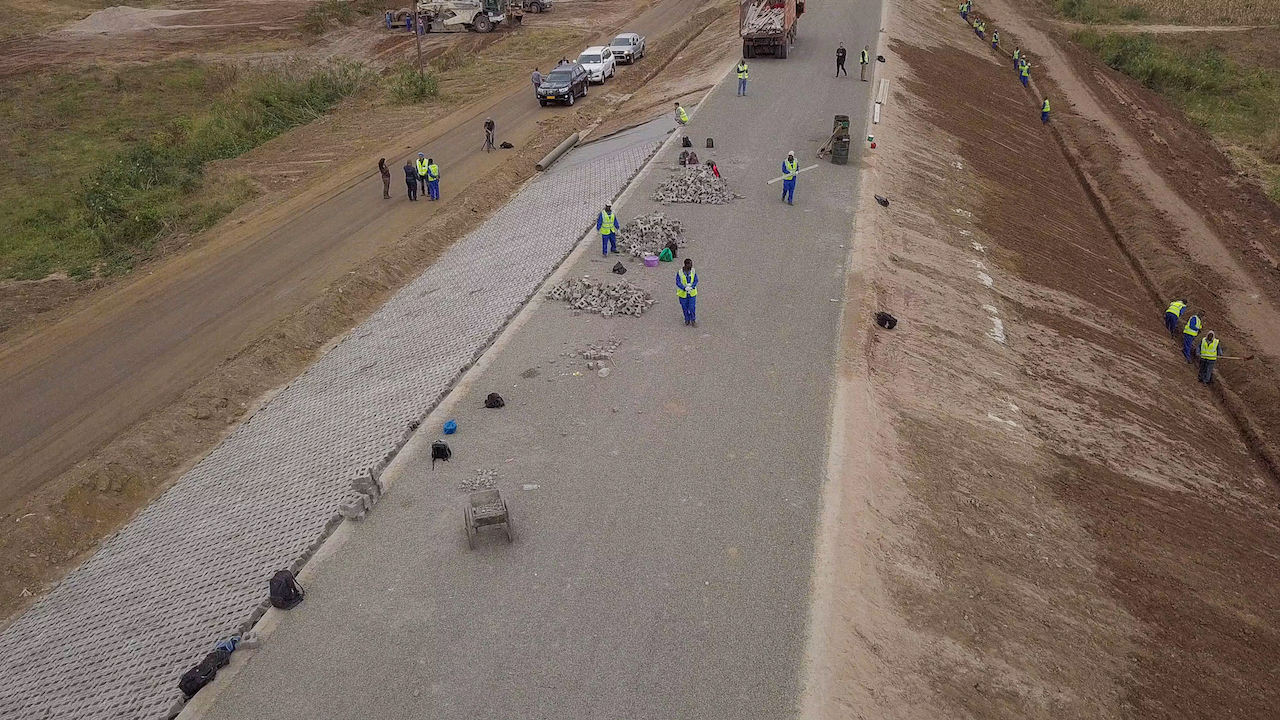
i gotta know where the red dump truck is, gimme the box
[740,0,804,58]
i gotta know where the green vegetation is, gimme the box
[0,59,373,279]
[300,0,383,35]
[385,63,440,104]
[1074,30,1280,200]
[1054,0,1148,24]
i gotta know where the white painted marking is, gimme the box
[766,164,820,184]
[988,317,1006,344]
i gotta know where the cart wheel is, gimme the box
[505,516,514,543]
[464,508,475,549]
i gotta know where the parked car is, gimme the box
[607,32,646,64]
[522,0,551,11]
[537,62,588,106]
[577,46,616,84]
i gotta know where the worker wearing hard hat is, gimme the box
[596,203,620,257]
[781,151,798,205]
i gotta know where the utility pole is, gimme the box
[414,9,423,76]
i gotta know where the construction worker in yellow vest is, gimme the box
[426,159,439,200]
[860,45,870,81]
[596,203,620,256]
[1019,58,1030,87]
[736,59,749,96]
[676,257,698,326]
[1182,312,1202,362]
[991,29,1000,50]
[1012,47,1021,70]
[781,151,798,205]
[1041,97,1051,124]
[1164,299,1187,337]
[675,102,689,125]
[415,153,430,196]
[1197,331,1220,383]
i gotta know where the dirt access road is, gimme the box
[0,0,720,613]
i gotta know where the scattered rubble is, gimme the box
[473,501,504,515]
[651,165,738,205]
[618,213,685,259]
[579,339,621,360]
[547,277,655,317]
[460,468,498,492]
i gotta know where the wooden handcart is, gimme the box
[464,489,513,548]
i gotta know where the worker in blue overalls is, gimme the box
[781,151,798,205]
[677,258,698,327]
[426,158,440,201]
[596,203,620,256]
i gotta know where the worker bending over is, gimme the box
[1164,299,1187,337]
[677,258,698,327]
[781,151,798,205]
[596,203,620,257]
[1182,312,1203,363]
[675,102,690,125]
[426,158,440,201]
[1197,331,1220,384]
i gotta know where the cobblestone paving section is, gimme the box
[0,135,662,720]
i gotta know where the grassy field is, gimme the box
[1075,29,1280,200]
[0,59,374,279]
[1050,0,1280,25]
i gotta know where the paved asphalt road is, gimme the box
[196,2,882,717]
[0,0,705,510]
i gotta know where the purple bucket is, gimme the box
[643,255,660,268]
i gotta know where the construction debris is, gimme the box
[578,339,621,360]
[460,468,498,492]
[547,277,655,317]
[742,2,785,33]
[651,165,738,205]
[618,213,685,259]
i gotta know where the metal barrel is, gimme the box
[831,135,850,165]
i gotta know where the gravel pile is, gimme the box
[651,165,737,205]
[460,468,498,492]
[547,277,655,317]
[618,213,685,258]
[743,2,785,33]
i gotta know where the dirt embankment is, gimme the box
[809,0,1280,716]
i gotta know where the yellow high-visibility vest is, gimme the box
[599,211,616,235]
[677,107,689,123]
[427,163,439,181]
[861,49,868,64]
[1200,337,1219,360]
[416,158,429,176]
[677,270,697,298]
[737,63,748,79]
[783,159,797,180]
[1166,300,1186,316]
[1184,315,1202,337]
[1042,99,1051,112]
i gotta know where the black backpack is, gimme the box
[681,136,692,148]
[611,262,627,275]
[431,439,452,467]
[875,312,898,330]
[484,393,505,408]
[268,569,304,610]
[177,647,231,699]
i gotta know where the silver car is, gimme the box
[607,32,646,64]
